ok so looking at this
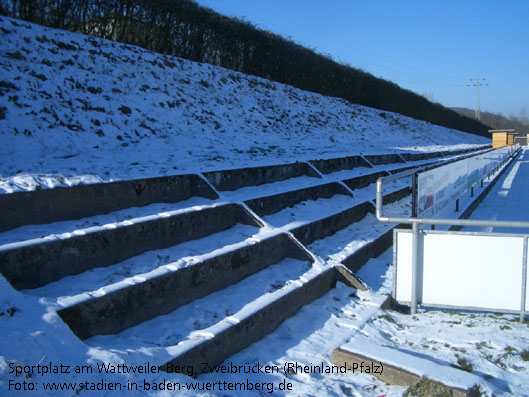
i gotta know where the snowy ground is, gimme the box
[3,243,529,396]
[0,16,487,194]
[2,15,525,397]
[464,147,529,234]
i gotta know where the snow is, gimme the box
[0,16,487,194]
[2,15,526,397]
[463,147,529,233]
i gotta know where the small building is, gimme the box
[489,129,516,149]
[514,135,529,146]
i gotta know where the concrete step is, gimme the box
[57,232,312,339]
[364,153,405,166]
[159,265,341,375]
[245,181,352,217]
[381,186,412,205]
[309,155,372,174]
[0,173,218,232]
[291,201,374,246]
[400,152,432,162]
[157,217,402,374]
[343,170,390,191]
[0,203,261,290]
[202,162,321,192]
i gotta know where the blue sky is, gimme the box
[195,0,528,119]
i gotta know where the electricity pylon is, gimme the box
[467,76,488,120]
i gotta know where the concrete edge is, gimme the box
[202,162,321,191]
[245,181,352,217]
[342,170,390,191]
[381,186,412,205]
[309,155,372,174]
[331,348,480,396]
[291,201,374,246]
[364,153,406,166]
[0,173,218,232]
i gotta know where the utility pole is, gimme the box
[467,76,488,120]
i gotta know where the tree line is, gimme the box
[1,0,490,137]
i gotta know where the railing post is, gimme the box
[521,237,528,323]
[411,221,420,315]
[411,172,418,218]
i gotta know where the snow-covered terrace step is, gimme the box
[302,195,411,271]
[202,162,321,192]
[448,145,491,156]
[342,225,404,273]
[158,221,402,376]
[260,176,409,230]
[388,147,493,176]
[0,203,260,290]
[381,186,412,205]
[0,173,218,232]
[245,181,352,217]
[400,152,434,162]
[287,186,410,247]
[308,155,372,174]
[343,170,391,191]
[0,196,215,247]
[58,232,312,340]
[150,206,405,375]
[160,265,346,376]
[388,165,421,174]
[26,223,261,301]
[364,153,405,166]
[200,150,451,195]
[84,256,318,362]
[291,201,374,246]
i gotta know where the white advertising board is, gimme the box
[416,148,512,218]
[395,229,528,313]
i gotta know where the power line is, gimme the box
[203,0,465,87]
[467,76,488,120]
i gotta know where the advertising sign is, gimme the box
[416,148,512,217]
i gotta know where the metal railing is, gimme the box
[376,147,529,317]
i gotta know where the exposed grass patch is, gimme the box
[404,377,463,397]
[52,39,78,51]
[0,306,18,317]
[6,51,26,61]
[163,59,176,68]
[87,86,102,94]
[35,35,49,43]
[118,105,131,115]
[455,356,474,373]
[30,71,47,81]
